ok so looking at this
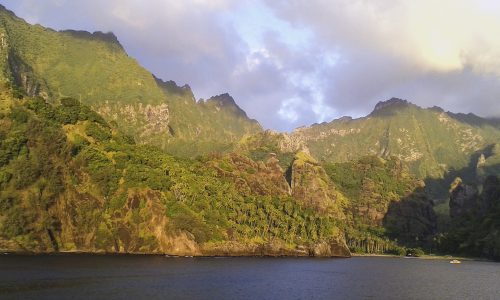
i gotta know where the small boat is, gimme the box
[450,259,461,264]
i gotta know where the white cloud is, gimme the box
[265,0,500,118]
[278,97,302,122]
[266,0,500,75]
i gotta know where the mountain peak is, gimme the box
[374,98,411,111]
[370,98,417,116]
[60,30,124,49]
[207,93,249,118]
[0,4,28,24]
[0,4,15,16]
[208,93,235,105]
[154,76,194,99]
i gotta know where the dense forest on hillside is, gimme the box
[0,87,350,256]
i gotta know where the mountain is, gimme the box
[283,98,499,178]
[0,5,261,156]
[237,99,500,253]
[249,98,500,201]
[153,79,261,157]
[0,5,498,259]
[2,4,497,180]
[0,4,350,256]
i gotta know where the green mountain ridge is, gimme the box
[270,98,500,197]
[0,5,261,157]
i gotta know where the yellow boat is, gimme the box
[450,259,461,264]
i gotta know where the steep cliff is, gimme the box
[449,178,479,219]
[443,175,500,260]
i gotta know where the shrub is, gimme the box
[387,246,407,256]
[109,194,127,211]
[57,98,81,124]
[79,105,107,125]
[70,134,90,156]
[85,122,112,142]
[10,107,29,123]
[60,97,80,107]
[406,248,425,257]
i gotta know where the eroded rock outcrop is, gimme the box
[201,238,350,257]
[449,177,478,219]
[96,102,170,139]
[208,153,291,196]
[291,151,346,217]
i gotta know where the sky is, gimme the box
[1,0,500,131]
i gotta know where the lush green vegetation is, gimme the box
[0,89,344,254]
[0,8,164,106]
[291,100,500,201]
[325,156,436,254]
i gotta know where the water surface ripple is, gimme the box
[0,255,498,299]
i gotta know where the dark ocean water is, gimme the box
[0,254,498,300]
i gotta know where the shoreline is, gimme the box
[1,250,494,262]
[0,250,350,259]
[351,253,491,262]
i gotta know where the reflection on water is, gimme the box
[0,255,498,300]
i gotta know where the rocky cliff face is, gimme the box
[291,151,346,217]
[444,175,500,260]
[449,178,479,219]
[154,79,262,157]
[208,153,291,197]
[449,175,500,220]
[96,102,171,141]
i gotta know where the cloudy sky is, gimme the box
[2,0,500,131]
